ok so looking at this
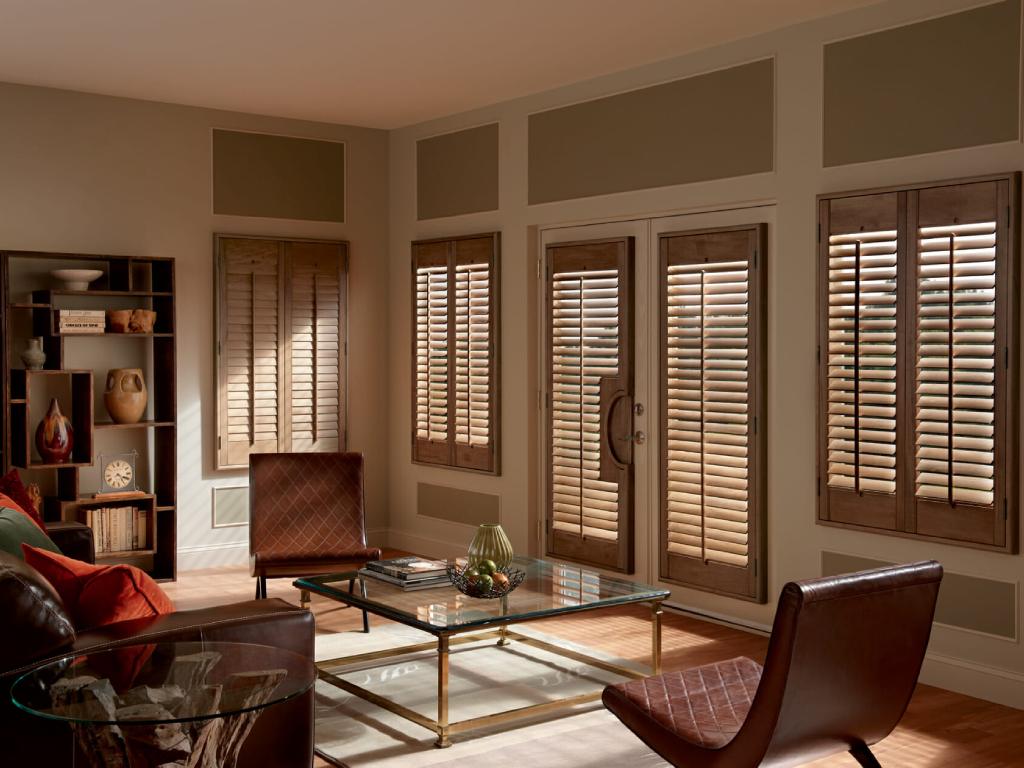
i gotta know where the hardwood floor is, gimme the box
[164,562,1024,767]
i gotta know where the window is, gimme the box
[817,175,1019,551]
[215,235,347,469]
[660,225,766,602]
[412,233,500,473]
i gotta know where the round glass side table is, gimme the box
[10,640,315,768]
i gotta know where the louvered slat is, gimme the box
[415,264,449,442]
[826,228,899,494]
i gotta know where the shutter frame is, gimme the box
[544,236,635,573]
[816,173,1019,554]
[412,232,501,474]
[659,224,766,602]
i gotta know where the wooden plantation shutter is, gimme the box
[412,233,500,473]
[660,225,766,601]
[218,237,282,468]
[285,241,345,453]
[545,237,634,573]
[215,235,348,469]
[818,192,905,531]
[909,181,1013,547]
[817,174,1019,552]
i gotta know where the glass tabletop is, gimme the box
[297,555,669,633]
[10,641,315,726]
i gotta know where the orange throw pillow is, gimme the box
[22,544,173,631]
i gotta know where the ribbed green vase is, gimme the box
[467,523,514,570]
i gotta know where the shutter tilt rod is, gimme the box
[947,233,955,506]
[853,240,861,494]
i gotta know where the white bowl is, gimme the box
[51,269,104,291]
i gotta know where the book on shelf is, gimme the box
[358,568,449,591]
[85,506,148,554]
[364,556,448,581]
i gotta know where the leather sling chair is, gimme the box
[604,561,943,767]
[250,452,381,632]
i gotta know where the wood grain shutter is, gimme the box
[412,233,500,473]
[909,180,1013,546]
[545,237,634,573]
[284,241,346,453]
[217,237,282,468]
[660,225,766,602]
[215,235,348,470]
[817,173,1019,553]
[818,192,905,531]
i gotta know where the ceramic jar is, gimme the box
[20,337,45,370]
[104,368,148,424]
[467,523,514,570]
[36,398,73,463]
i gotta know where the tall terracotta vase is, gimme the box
[467,523,514,570]
[36,398,73,463]
[104,368,148,424]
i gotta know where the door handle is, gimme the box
[599,376,633,482]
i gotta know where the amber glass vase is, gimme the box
[35,398,73,463]
[467,523,514,570]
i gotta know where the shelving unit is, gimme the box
[0,250,177,581]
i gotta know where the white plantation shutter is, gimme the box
[218,238,281,468]
[286,243,344,452]
[818,176,1018,552]
[215,236,348,469]
[412,234,499,472]
[546,238,634,573]
[661,226,765,601]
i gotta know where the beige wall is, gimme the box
[0,81,391,568]
[387,0,1024,707]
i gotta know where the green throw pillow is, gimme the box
[0,506,59,559]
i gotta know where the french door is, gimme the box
[541,208,770,602]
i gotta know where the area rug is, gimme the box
[313,624,669,767]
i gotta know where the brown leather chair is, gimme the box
[0,548,315,768]
[604,561,943,768]
[249,451,381,631]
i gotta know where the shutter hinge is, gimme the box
[1006,346,1010,368]
[816,344,820,364]
[1004,498,1008,520]
[1007,206,1011,228]
[816,476,821,497]
[217,341,221,357]
[217,435,222,450]
[753,249,758,268]
[817,222,821,243]
[753,415,758,434]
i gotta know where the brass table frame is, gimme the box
[313,593,665,750]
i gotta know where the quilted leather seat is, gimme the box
[604,561,943,768]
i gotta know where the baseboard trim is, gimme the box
[921,652,1024,709]
[177,541,248,570]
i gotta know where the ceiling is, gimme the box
[0,0,881,129]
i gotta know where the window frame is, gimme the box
[658,224,767,603]
[411,232,501,475]
[816,173,1020,553]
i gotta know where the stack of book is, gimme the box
[360,557,449,591]
[57,309,105,334]
[86,506,149,554]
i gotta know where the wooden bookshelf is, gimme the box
[0,250,177,581]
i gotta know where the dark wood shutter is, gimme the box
[215,235,348,470]
[660,225,766,602]
[284,241,346,453]
[818,192,905,531]
[412,233,500,473]
[817,174,1019,553]
[909,180,1012,547]
[545,237,634,573]
[217,237,282,468]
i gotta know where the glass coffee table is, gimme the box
[10,640,315,768]
[297,556,669,749]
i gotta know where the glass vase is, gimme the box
[467,523,514,570]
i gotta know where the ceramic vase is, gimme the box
[104,368,147,424]
[467,523,514,570]
[36,398,73,463]
[20,337,45,370]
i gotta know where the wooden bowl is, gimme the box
[106,310,131,333]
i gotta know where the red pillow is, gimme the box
[0,470,44,529]
[21,544,173,631]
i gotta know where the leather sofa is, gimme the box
[0,522,315,767]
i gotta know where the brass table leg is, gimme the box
[436,635,451,748]
[497,594,511,646]
[300,589,310,609]
[651,601,663,675]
